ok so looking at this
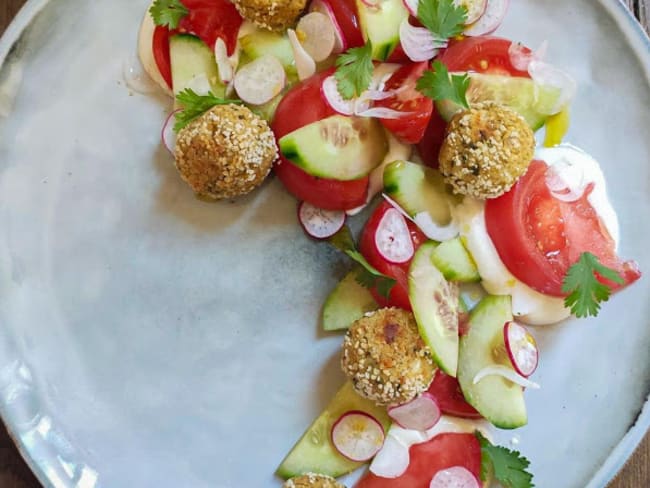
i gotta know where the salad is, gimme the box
[135,0,642,486]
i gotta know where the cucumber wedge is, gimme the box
[436,72,565,131]
[431,237,480,283]
[279,115,387,180]
[170,34,225,97]
[356,0,408,60]
[457,295,527,429]
[383,160,454,225]
[409,242,460,376]
[276,382,391,479]
[322,270,378,331]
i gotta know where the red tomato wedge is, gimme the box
[152,0,243,90]
[427,370,482,419]
[439,36,531,77]
[485,160,641,297]
[375,62,433,144]
[359,201,427,310]
[355,433,482,488]
[272,70,369,210]
[416,107,447,169]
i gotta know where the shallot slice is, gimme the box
[399,19,447,62]
[161,110,181,154]
[473,365,541,389]
[464,0,509,37]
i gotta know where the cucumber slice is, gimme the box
[383,160,454,225]
[409,242,459,377]
[322,270,378,331]
[457,295,527,429]
[431,238,480,283]
[276,382,391,479]
[436,72,565,130]
[279,115,388,180]
[170,34,225,97]
[356,0,409,60]
[239,29,297,77]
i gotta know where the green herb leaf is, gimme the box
[417,60,470,109]
[418,0,468,40]
[561,252,624,318]
[329,227,396,299]
[174,89,242,133]
[149,0,189,29]
[334,42,374,100]
[476,431,535,488]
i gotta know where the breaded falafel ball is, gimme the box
[438,102,535,199]
[174,104,278,200]
[341,308,436,406]
[234,0,307,31]
[283,473,346,488]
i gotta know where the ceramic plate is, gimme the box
[0,1,649,487]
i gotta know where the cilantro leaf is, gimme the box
[561,252,624,318]
[334,42,374,100]
[476,431,534,488]
[418,0,468,40]
[174,89,242,132]
[329,227,396,299]
[149,0,189,29]
[417,60,470,109]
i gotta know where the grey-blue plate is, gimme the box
[0,1,648,487]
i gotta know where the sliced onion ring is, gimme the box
[331,411,385,462]
[473,365,541,389]
[508,40,548,72]
[457,0,488,25]
[545,158,593,203]
[464,0,509,37]
[161,110,182,155]
[528,60,577,115]
[356,107,413,119]
[399,19,447,62]
[321,75,356,115]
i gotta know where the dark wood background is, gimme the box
[0,0,648,486]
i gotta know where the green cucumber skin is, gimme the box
[169,34,225,98]
[431,238,481,283]
[322,270,378,332]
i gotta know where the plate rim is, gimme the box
[0,1,648,487]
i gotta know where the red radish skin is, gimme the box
[162,110,182,155]
[310,0,348,53]
[297,202,346,240]
[388,393,442,431]
[504,321,539,378]
[331,411,385,462]
[374,208,415,264]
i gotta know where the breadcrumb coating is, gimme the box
[341,308,436,406]
[438,102,535,199]
[234,0,307,31]
[283,473,346,488]
[174,104,277,200]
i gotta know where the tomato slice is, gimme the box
[485,160,641,296]
[359,201,427,310]
[416,106,447,168]
[355,433,482,488]
[151,0,243,91]
[327,0,364,49]
[375,62,433,144]
[427,370,481,419]
[439,36,531,77]
[272,70,369,210]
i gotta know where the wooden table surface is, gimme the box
[1,0,649,487]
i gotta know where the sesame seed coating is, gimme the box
[234,0,307,31]
[438,102,535,199]
[174,104,278,200]
[283,473,346,488]
[341,308,436,406]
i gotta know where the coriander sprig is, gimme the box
[174,89,242,132]
[418,0,468,40]
[476,431,535,488]
[334,42,374,100]
[149,0,188,29]
[416,60,470,108]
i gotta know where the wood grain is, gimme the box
[0,0,649,487]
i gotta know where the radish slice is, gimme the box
[331,411,385,462]
[473,365,541,389]
[370,434,411,478]
[456,0,488,25]
[528,60,577,115]
[374,208,415,264]
[298,202,346,239]
[430,466,480,488]
[162,110,181,154]
[463,0,509,37]
[508,40,548,72]
[288,29,317,81]
[413,212,460,242]
[402,0,419,16]
[321,76,356,115]
[309,0,347,53]
[399,19,447,62]
[388,393,442,431]
[214,38,234,84]
[234,54,286,105]
[297,12,336,62]
[504,321,539,378]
